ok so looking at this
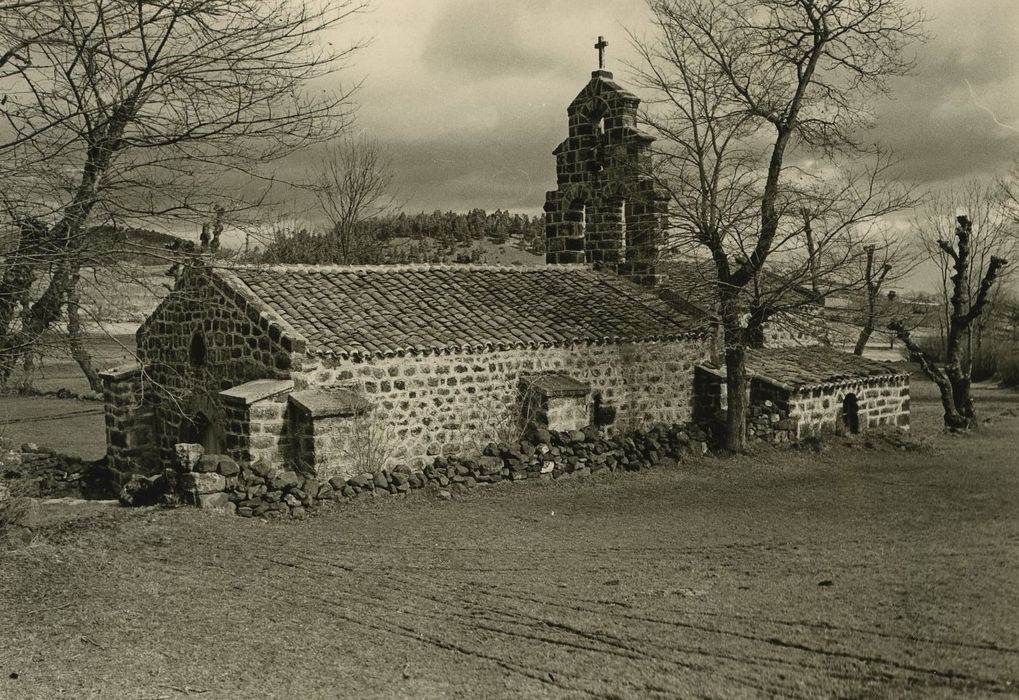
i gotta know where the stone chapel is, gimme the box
[100,55,910,483]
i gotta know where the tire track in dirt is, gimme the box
[160,548,627,698]
[258,548,821,698]
[254,553,715,695]
[271,545,969,698]
[673,609,1019,656]
[464,580,1018,695]
[152,546,783,698]
[130,531,1018,698]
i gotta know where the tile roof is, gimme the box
[213,264,702,359]
[744,347,909,390]
[658,260,820,315]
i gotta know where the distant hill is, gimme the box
[86,226,186,265]
[258,208,545,266]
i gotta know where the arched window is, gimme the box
[189,330,208,368]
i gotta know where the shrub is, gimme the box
[970,341,1000,383]
[900,333,1018,385]
[343,408,398,475]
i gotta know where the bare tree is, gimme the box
[891,216,1008,429]
[848,232,920,355]
[631,0,923,451]
[313,135,396,264]
[913,182,1018,372]
[0,0,366,384]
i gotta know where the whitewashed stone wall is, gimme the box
[545,396,591,432]
[788,376,910,437]
[294,339,709,469]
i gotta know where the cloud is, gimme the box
[321,0,1019,213]
[421,0,563,78]
[868,0,1019,183]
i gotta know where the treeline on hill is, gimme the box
[259,209,545,265]
[85,225,185,266]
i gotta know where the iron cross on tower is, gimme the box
[595,36,608,69]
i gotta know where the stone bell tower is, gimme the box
[543,37,668,287]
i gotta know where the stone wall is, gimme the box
[746,400,799,444]
[135,265,299,467]
[789,376,910,437]
[691,367,799,446]
[174,422,713,519]
[99,363,157,473]
[288,389,372,481]
[218,380,295,467]
[544,396,591,432]
[294,339,709,473]
[694,367,911,440]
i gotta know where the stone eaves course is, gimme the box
[213,264,704,360]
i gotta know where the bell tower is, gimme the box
[542,39,668,287]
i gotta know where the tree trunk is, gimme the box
[853,324,873,355]
[724,343,749,453]
[946,365,975,426]
[890,322,972,431]
[66,270,102,394]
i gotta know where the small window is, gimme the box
[189,330,208,368]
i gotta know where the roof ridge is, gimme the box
[593,274,703,333]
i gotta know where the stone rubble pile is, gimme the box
[167,422,712,518]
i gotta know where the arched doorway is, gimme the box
[841,394,860,435]
[181,411,224,454]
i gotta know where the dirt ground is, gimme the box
[1,378,1018,698]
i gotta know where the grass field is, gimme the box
[1,377,1018,698]
[1,334,136,458]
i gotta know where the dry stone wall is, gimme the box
[172,421,712,519]
[691,367,799,446]
[294,339,708,476]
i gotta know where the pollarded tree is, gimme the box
[913,182,1018,368]
[891,216,1008,429]
[0,0,366,383]
[631,0,924,451]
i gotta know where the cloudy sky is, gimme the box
[328,0,1019,215]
